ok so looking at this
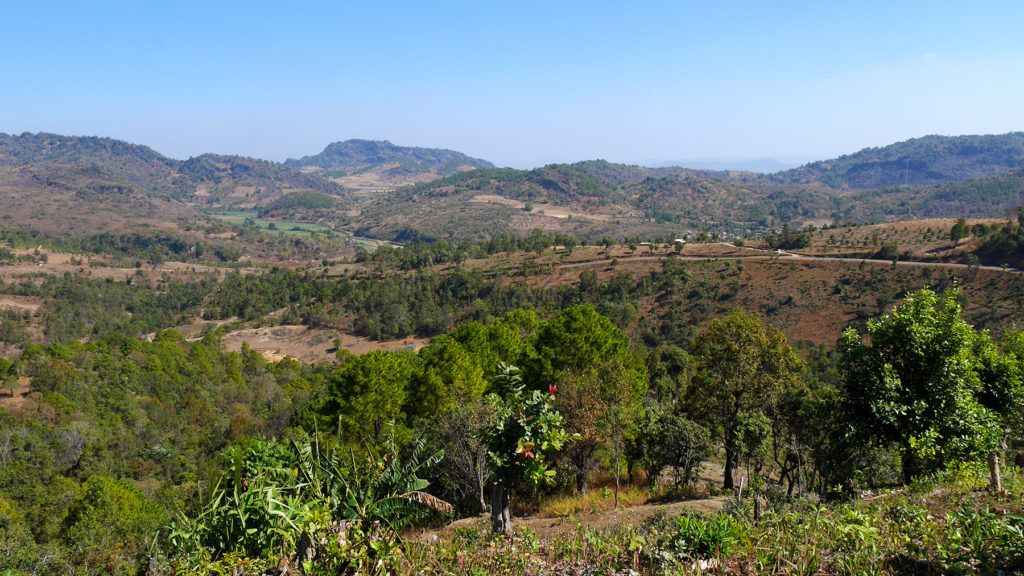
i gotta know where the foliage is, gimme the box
[61,475,169,576]
[325,349,417,442]
[839,288,1005,481]
[480,365,573,488]
[631,404,713,488]
[168,429,448,573]
[766,223,812,250]
[480,364,574,533]
[691,308,804,489]
[401,467,1024,575]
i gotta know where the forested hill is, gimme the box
[0,132,348,208]
[837,168,1024,222]
[0,132,179,186]
[175,153,346,204]
[770,132,1024,189]
[284,139,494,176]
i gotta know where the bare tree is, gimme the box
[430,399,493,512]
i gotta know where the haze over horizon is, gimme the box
[3,1,1023,169]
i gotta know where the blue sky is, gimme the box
[3,1,1023,168]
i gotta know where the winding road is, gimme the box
[553,244,1022,275]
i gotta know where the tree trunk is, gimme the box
[478,476,488,513]
[491,481,511,535]
[901,443,924,485]
[988,450,1002,492]
[576,471,588,495]
[614,456,621,509]
[723,444,737,490]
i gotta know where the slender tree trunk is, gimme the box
[491,480,511,535]
[614,459,621,508]
[988,450,1002,492]
[988,435,1007,492]
[723,444,737,490]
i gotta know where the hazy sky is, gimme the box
[3,1,1023,168]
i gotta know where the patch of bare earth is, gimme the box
[0,376,32,411]
[219,325,429,363]
[0,296,41,313]
[0,248,246,283]
[427,496,729,541]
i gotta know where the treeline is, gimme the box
[0,226,241,265]
[360,228,582,269]
[974,210,1024,264]
[3,273,216,343]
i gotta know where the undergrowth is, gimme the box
[169,465,1024,575]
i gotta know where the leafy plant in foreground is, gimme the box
[167,429,450,574]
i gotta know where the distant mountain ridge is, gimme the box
[3,130,1024,244]
[772,132,1024,189]
[0,132,346,205]
[285,139,494,175]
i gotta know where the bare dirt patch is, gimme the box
[0,376,32,411]
[429,496,729,541]
[0,296,41,313]
[470,195,622,223]
[219,325,429,364]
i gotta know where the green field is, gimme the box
[206,211,332,235]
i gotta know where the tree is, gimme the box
[734,411,772,487]
[425,399,493,513]
[408,335,487,419]
[971,328,1024,490]
[691,309,803,490]
[479,364,573,535]
[61,475,168,575]
[327,350,417,443]
[631,404,712,490]
[529,304,646,391]
[529,305,646,493]
[839,288,1003,483]
[950,217,969,242]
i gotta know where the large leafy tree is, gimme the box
[691,308,803,490]
[529,305,647,493]
[839,288,1005,483]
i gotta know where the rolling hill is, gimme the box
[0,132,349,208]
[285,139,493,174]
[769,132,1024,189]
[3,131,1024,248]
[284,139,495,193]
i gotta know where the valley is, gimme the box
[1,131,1024,575]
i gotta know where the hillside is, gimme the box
[833,168,1024,222]
[0,132,348,209]
[4,131,1024,250]
[770,132,1024,189]
[0,133,356,263]
[3,217,1024,575]
[175,153,347,207]
[285,139,494,193]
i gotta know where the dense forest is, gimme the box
[1,262,1023,573]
